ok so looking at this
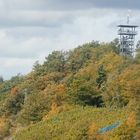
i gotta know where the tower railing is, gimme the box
[118,30,137,35]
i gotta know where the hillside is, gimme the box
[0,40,140,140]
[14,107,128,140]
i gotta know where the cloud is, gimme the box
[0,0,139,29]
[92,0,140,10]
[0,0,140,80]
[0,10,74,28]
[1,0,140,11]
[0,57,35,78]
[0,9,117,58]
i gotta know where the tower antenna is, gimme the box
[127,14,129,24]
[127,10,131,24]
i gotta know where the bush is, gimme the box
[69,78,103,106]
[18,92,51,124]
[14,107,128,140]
[0,87,24,116]
[111,112,137,140]
[0,118,11,139]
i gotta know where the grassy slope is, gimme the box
[14,106,128,140]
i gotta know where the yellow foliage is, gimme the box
[88,122,109,140]
[111,112,137,140]
[0,118,5,130]
[88,122,99,138]
[76,63,98,79]
[43,103,72,120]
[11,86,19,95]
[126,112,136,128]
[0,117,10,138]
[98,52,124,73]
[43,102,59,120]
[135,130,140,140]
[55,84,67,96]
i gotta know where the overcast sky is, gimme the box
[0,0,140,80]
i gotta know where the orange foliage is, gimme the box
[43,102,59,120]
[11,86,19,95]
[88,122,109,140]
[0,118,6,130]
[43,103,72,120]
[0,117,10,138]
[126,112,137,128]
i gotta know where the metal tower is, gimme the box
[118,17,138,57]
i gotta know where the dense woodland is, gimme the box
[0,39,140,140]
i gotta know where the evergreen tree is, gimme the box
[96,65,107,89]
[0,76,4,83]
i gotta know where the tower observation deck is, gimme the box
[118,24,138,57]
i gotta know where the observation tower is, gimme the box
[118,15,138,57]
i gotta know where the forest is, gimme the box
[0,39,140,140]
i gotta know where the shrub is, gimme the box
[18,92,51,124]
[0,118,11,139]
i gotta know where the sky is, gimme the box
[0,0,140,80]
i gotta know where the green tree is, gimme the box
[69,77,103,107]
[66,44,95,73]
[135,48,140,64]
[18,92,51,124]
[1,87,24,116]
[110,38,120,54]
[96,65,107,90]
[43,51,66,73]
[0,74,23,93]
[0,76,4,83]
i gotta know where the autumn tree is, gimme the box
[135,48,140,64]
[66,43,96,73]
[96,65,107,90]
[1,86,24,116]
[69,75,103,106]
[43,51,66,73]
[0,76,3,83]
[18,92,51,124]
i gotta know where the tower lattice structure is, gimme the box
[118,24,138,57]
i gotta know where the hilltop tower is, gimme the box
[118,16,138,57]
